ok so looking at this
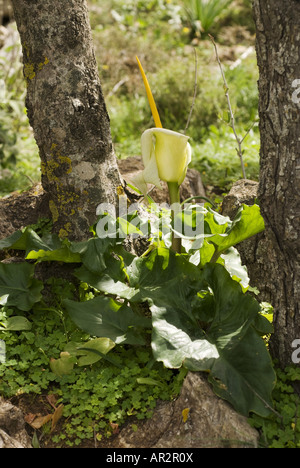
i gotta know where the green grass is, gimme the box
[0,26,40,196]
[182,0,234,34]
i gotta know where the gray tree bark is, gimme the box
[11,0,122,240]
[252,0,300,368]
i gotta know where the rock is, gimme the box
[0,397,32,448]
[221,179,259,219]
[221,179,268,301]
[107,372,259,449]
[0,183,50,240]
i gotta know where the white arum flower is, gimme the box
[133,128,192,196]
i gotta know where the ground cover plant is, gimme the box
[0,198,274,444]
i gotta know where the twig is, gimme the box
[107,77,129,97]
[208,34,247,179]
[184,47,198,134]
[241,121,256,144]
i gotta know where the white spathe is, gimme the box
[132,128,191,195]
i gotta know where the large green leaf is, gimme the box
[207,204,265,257]
[63,296,151,345]
[0,227,81,263]
[207,327,275,417]
[221,246,250,288]
[27,245,81,263]
[0,262,43,311]
[77,247,202,306]
[0,230,24,249]
[200,262,261,345]
[0,227,52,255]
[150,261,275,416]
[70,237,114,273]
[151,304,219,369]
[50,352,76,377]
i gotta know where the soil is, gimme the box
[10,393,119,448]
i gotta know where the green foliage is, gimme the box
[0,304,184,445]
[0,201,275,426]
[0,262,43,311]
[192,124,260,191]
[0,28,39,196]
[149,58,226,140]
[182,0,233,34]
[249,366,300,448]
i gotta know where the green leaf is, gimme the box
[0,227,55,255]
[207,326,275,417]
[208,204,265,256]
[0,262,43,311]
[0,316,32,331]
[76,337,115,366]
[77,247,202,321]
[221,246,250,288]
[150,260,275,417]
[0,227,82,263]
[74,244,129,296]
[50,352,76,377]
[125,248,201,305]
[252,312,274,336]
[70,237,113,273]
[26,245,81,263]
[0,230,23,249]
[117,217,144,237]
[63,296,151,345]
[201,263,260,346]
[136,377,164,387]
[151,304,219,369]
[78,271,136,301]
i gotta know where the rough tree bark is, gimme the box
[11,0,122,240]
[252,0,300,367]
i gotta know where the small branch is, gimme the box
[240,120,257,144]
[107,77,129,97]
[209,34,247,179]
[184,47,198,134]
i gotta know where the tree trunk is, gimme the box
[11,0,122,240]
[252,0,300,368]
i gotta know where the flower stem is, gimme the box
[168,182,181,253]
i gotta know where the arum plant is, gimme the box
[135,57,192,253]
